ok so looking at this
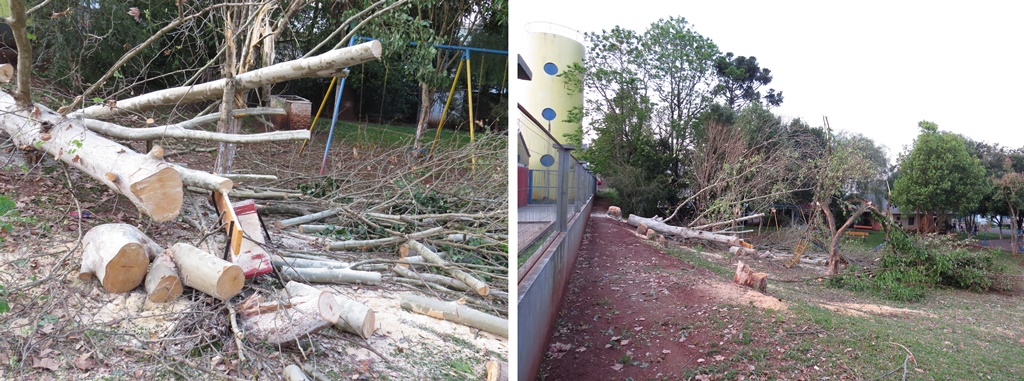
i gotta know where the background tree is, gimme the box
[891,121,990,233]
[712,52,783,110]
[992,159,1024,256]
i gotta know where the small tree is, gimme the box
[891,121,989,233]
[993,162,1024,256]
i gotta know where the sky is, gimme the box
[510,0,1024,162]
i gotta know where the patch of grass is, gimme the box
[312,120,473,148]
[662,245,731,278]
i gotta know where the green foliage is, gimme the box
[713,52,783,109]
[828,214,999,301]
[891,121,989,225]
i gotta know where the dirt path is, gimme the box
[537,207,787,380]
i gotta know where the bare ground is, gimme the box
[538,200,1024,380]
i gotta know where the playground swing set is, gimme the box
[297,36,508,175]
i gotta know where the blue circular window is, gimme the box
[540,154,555,167]
[544,62,558,75]
[541,108,557,121]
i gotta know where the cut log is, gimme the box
[272,255,350,269]
[326,291,376,339]
[486,358,509,381]
[406,239,489,296]
[627,215,753,248]
[0,63,12,83]
[168,243,245,300]
[79,224,157,293]
[242,281,340,344]
[145,249,183,303]
[78,40,382,119]
[392,265,471,292]
[170,164,233,192]
[278,266,382,286]
[732,261,767,293]
[283,365,310,381]
[636,223,648,236]
[0,92,183,221]
[729,246,758,256]
[399,294,507,337]
[607,206,622,219]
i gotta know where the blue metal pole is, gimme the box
[319,37,357,175]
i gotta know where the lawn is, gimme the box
[311,119,475,148]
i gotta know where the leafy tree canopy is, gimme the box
[891,121,990,218]
[713,52,783,109]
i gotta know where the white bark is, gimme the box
[326,292,376,339]
[274,208,342,229]
[0,92,183,222]
[168,242,245,300]
[392,265,470,292]
[399,294,507,337]
[79,224,158,293]
[277,266,382,286]
[627,215,753,248]
[83,118,308,143]
[171,164,233,192]
[406,239,489,296]
[77,40,382,119]
[325,226,444,251]
[283,365,310,381]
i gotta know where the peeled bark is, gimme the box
[79,224,160,293]
[399,294,507,337]
[78,40,382,119]
[168,242,245,300]
[0,92,183,222]
[627,215,753,249]
[243,281,340,344]
[146,250,184,303]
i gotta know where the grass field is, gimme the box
[310,119,475,148]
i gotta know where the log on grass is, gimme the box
[78,40,383,119]
[0,92,182,221]
[406,239,489,296]
[627,215,753,248]
[399,294,507,337]
[168,243,244,300]
[278,266,382,286]
[79,224,159,293]
[145,250,183,302]
[732,261,767,293]
[729,246,758,256]
[243,281,340,344]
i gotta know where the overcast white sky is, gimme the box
[511,0,1024,162]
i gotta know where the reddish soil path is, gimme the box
[537,202,783,380]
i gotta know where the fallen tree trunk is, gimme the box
[168,243,245,300]
[392,265,471,292]
[690,213,765,230]
[406,239,489,296]
[79,224,160,293]
[0,92,183,221]
[146,249,183,303]
[171,164,233,192]
[242,281,341,344]
[627,215,753,248]
[399,294,507,337]
[278,266,382,286]
[78,40,382,119]
[83,118,308,143]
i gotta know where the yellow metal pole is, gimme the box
[428,59,464,156]
[465,54,475,167]
[298,76,337,155]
